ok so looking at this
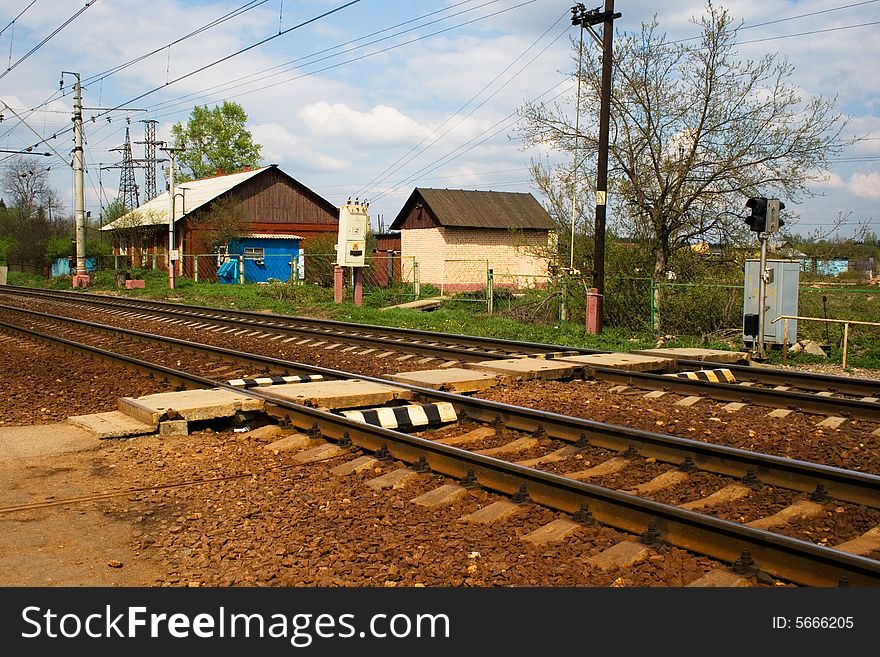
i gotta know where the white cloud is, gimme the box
[297,102,427,146]
[250,122,349,173]
[811,169,846,189]
[848,171,880,199]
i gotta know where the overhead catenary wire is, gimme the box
[355,10,569,198]
[0,0,38,38]
[0,0,98,81]
[77,0,271,89]
[143,0,540,122]
[142,0,504,116]
[0,0,364,163]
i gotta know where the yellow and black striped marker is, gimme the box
[664,369,735,383]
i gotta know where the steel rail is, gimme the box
[1,316,878,587]
[3,287,879,408]
[675,359,880,398]
[4,285,605,358]
[580,366,880,422]
[3,306,879,510]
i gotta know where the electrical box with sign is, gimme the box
[336,199,369,267]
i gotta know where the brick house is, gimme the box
[389,188,555,291]
[102,165,338,281]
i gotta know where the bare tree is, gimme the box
[0,157,58,265]
[519,2,851,285]
[190,195,251,253]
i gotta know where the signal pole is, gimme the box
[63,71,89,288]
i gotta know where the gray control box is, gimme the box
[742,259,799,345]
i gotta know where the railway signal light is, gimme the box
[766,198,785,233]
[745,197,767,232]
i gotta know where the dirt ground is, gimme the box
[1,318,874,587]
[0,424,159,585]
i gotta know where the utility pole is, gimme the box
[63,71,89,288]
[571,1,620,333]
[158,143,185,289]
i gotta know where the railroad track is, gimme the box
[2,305,879,586]
[2,286,878,419]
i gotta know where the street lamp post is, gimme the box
[159,144,185,289]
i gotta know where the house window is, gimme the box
[243,246,265,266]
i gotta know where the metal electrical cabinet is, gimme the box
[336,201,369,267]
[742,259,799,346]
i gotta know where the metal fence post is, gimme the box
[487,268,494,314]
[843,322,850,369]
[194,255,199,283]
[414,260,420,297]
[649,279,656,330]
[238,256,245,284]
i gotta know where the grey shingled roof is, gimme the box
[390,188,554,230]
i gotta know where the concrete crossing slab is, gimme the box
[68,410,156,439]
[118,388,264,425]
[387,367,499,393]
[260,379,412,410]
[465,357,578,381]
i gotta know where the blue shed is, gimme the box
[51,256,97,277]
[224,234,303,283]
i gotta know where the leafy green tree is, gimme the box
[171,101,262,181]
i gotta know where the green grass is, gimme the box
[5,268,877,369]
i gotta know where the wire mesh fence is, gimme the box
[439,259,489,302]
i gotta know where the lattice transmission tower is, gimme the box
[111,127,139,210]
[137,119,160,200]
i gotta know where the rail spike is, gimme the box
[639,520,663,548]
[732,549,757,576]
[511,483,530,505]
[461,469,479,489]
[572,503,595,526]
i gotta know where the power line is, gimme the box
[143,0,502,116]
[0,0,98,81]
[357,11,569,198]
[78,0,271,89]
[737,20,880,45]
[669,1,880,44]
[0,0,38,38]
[740,0,880,32]
[369,81,574,203]
[144,0,536,121]
[105,0,362,114]
[0,0,363,161]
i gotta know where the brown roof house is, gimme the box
[389,188,555,292]
[102,165,338,282]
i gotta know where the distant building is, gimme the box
[389,188,555,291]
[102,165,338,282]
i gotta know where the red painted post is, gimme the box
[585,287,600,334]
[334,265,344,303]
[353,267,364,306]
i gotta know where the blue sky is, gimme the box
[0,0,877,239]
